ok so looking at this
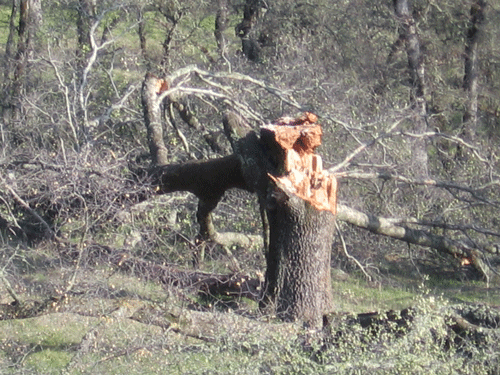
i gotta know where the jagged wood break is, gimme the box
[263,113,337,215]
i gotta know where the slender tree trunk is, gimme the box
[157,5,182,73]
[1,0,19,129]
[236,0,262,62]
[214,0,228,56]
[3,0,18,82]
[10,0,40,122]
[11,0,29,121]
[76,0,95,66]
[393,0,428,178]
[142,73,170,166]
[137,7,151,70]
[463,0,486,139]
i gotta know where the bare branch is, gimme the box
[329,118,405,173]
[90,84,138,130]
[1,181,57,240]
[0,251,22,304]
[335,171,499,207]
[336,222,372,282]
[402,131,489,162]
[336,203,497,279]
[45,46,79,145]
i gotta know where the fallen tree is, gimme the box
[1,65,499,327]
[144,96,338,325]
[137,67,500,327]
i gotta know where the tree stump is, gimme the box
[258,113,338,327]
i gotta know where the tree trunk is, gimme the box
[76,0,95,66]
[393,0,428,178]
[10,0,30,121]
[258,115,337,327]
[236,0,262,62]
[3,0,18,82]
[214,0,228,56]
[267,196,335,326]
[463,0,486,138]
[141,73,169,166]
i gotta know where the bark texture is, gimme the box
[393,0,428,178]
[268,196,335,326]
[463,0,486,137]
[214,0,228,55]
[142,73,169,166]
[235,0,262,61]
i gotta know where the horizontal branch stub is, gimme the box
[263,113,337,215]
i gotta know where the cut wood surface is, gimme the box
[263,113,337,215]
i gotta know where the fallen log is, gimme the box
[108,249,262,300]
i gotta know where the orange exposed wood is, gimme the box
[264,113,337,215]
[155,78,169,94]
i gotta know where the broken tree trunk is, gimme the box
[142,72,169,166]
[142,73,252,256]
[258,114,338,327]
[142,76,337,325]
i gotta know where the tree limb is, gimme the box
[336,203,497,279]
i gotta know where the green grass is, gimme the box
[1,241,499,375]
[0,5,12,48]
[0,313,94,347]
[1,259,498,374]
[24,349,73,375]
[332,278,415,313]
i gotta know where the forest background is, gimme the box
[1,0,500,374]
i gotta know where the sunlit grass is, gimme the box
[0,5,12,48]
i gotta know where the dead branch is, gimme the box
[336,203,497,279]
[335,171,499,207]
[1,182,58,240]
[329,118,405,173]
[109,250,262,300]
[335,222,372,282]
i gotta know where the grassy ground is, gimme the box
[1,242,499,375]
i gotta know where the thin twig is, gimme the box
[335,171,499,207]
[2,182,58,240]
[0,250,22,304]
[335,222,372,282]
[329,118,405,173]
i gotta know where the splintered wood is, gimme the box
[263,113,337,215]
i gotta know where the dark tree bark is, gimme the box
[156,4,182,73]
[267,196,335,326]
[463,0,486,138]
[2,0,41,123]
[76,0,95,66]
[1,0,19,127]
[214,0,229,56]
[3,0,18,82]
[236,0,262,62]
[393,0,429,178]
[10,0,29,121]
